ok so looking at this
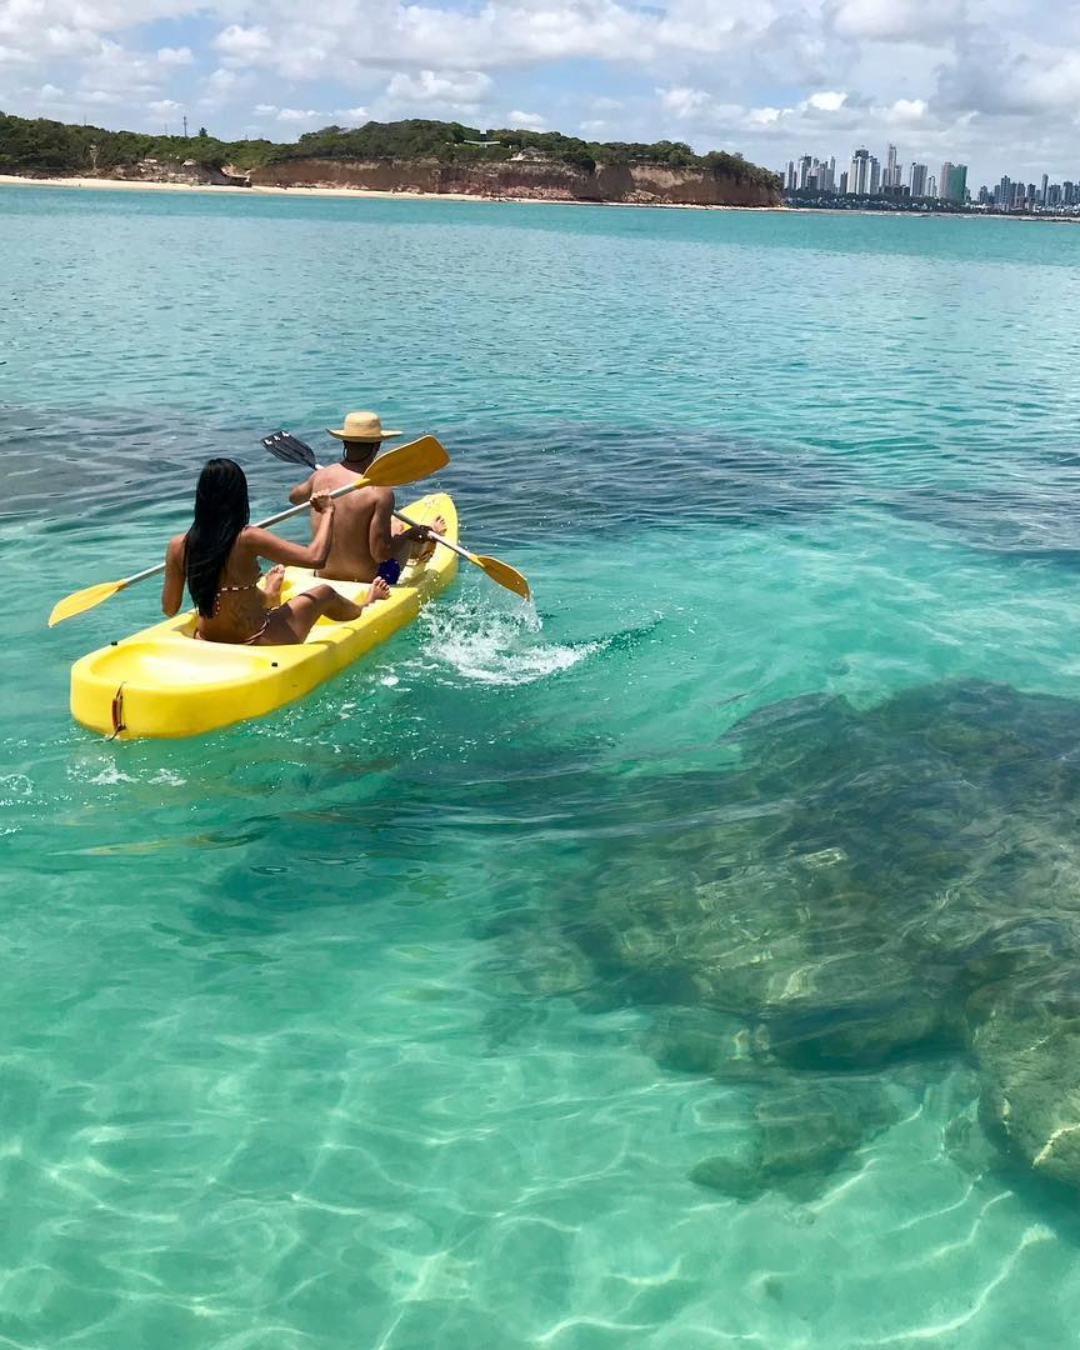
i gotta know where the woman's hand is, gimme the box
[310,491,335,515]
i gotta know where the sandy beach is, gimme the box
[0,172,784,211]
[0,173,485,202]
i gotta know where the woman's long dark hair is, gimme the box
[184,459,250,617]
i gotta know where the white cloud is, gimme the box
[76,39,163,100]
[254,102,369,125]
[385,69,492,104]
[39,82,64,99]
[205,67,239,94]
[808,90,848,112]
[198,65,251,108]
[148,97,182,116]
[885,96,927,120]
[658,85,714,119]
[827,0,967,43]
[507,109,545,130]
[157,45,192,65]
[213,24,274,67]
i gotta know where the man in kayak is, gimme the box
[287,409,445,584]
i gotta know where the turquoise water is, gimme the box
[6,185,1080,1345]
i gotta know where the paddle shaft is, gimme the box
[116,477,375,589]
[394,510,472,562]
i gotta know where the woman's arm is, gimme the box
[161,534,187,616]
[245,494,335,569]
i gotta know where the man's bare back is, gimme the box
[289,456,444,583]
[301,462,387,582]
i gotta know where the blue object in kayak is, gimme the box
[377,559,403,586]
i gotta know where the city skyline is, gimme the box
[781,143,1079,211]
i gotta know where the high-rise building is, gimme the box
[886,143,898,188]
[939,162,953,200]
[785,160,796,192]
[1041,173,1049,205]
[799,154,812,190]
[869,156,881,194]
[849,147,870,195]
[910,163,927,197]
[938,163,967,202]
[838,170,849,195]
[927,174,937,199]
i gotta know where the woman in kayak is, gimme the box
[162,458,389,644]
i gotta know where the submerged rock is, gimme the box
[690,1075,898,1201]
[970,970,1080,1188]
[510,678,1080,1195]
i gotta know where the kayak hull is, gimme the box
[70,492,457,739]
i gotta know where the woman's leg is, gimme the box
[260,580,389,645]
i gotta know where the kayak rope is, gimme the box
[109,683,126,740]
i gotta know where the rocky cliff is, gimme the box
[109,158,247,187]
[248,156,780,207]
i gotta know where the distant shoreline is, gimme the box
[0,173,785,212]
[5,177,1076,223]
[781,203,1080,224]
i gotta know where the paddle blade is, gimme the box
[49,579,126,627]
[363,435,448,489]
[476,554,531,600]
[262,431,318,469]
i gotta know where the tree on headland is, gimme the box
[0,109,781,193]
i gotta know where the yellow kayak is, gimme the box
[70,493,457,739]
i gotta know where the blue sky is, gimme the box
[2,0,1077,185]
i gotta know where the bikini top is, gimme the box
[213,575,261,617]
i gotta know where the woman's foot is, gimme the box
[262,564,286,607]
[365,577,391,606]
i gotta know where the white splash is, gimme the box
[421,597,603,686]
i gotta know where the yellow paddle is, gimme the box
[48,435,450,627]
[262,431,531,601]
[394,509,531,600]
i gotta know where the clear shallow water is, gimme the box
[5,186,1080,1345]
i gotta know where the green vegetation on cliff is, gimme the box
[0,112,273,175]
[0,110,779,191]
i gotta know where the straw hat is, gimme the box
[326,410,402,442]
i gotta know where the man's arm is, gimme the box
[368,487,429,562]
[288,472,316,506]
